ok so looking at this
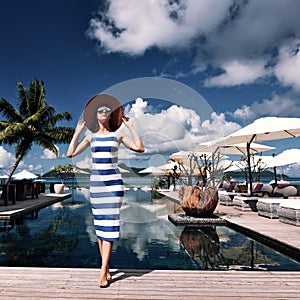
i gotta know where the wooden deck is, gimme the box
[0,267,300,299]
[1,191,300,299]
[214,201,300,260]
[0,193,71,221]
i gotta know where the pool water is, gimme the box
[1,189,300,271]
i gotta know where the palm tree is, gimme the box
[0,79,75,183]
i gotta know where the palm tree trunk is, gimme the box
[5,153,25,184]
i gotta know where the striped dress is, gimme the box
[90,132,124,241]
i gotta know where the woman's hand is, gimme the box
[122,116,133,128]
[76,120,86,132]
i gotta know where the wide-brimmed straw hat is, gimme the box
[83,94,124,132]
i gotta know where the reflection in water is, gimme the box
[180,227,220,270]
[0,189,300,270]
[0,207,79,266]
[179,226,300,271]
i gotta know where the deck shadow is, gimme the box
[108,268,152,285]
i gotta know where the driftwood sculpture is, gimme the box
[178,184,219,217]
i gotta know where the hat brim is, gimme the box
[83,94,124,132]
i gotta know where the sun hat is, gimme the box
[83,94,124,132]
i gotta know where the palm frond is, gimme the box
[0,120,12,130]
[0,132,20,145]
[28,79,46,114]
[48,111,72,125]
[35,135,58,157]
[0,98,23,123]
[24,105,55,127]
[44,126,75,143]
[16,81,29,117]
[17,79,46,118]
[0,123,31,145]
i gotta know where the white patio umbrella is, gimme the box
[170,150,213,161]
[213,117,300,194]
[194,140,275,155]
[218,159,242,172]
[175,142,272,185]
[12,170,38,180]
[192,141,274,181]
[139,166,165,175]
[118,166,130,173]
[265,148,300,168]
[255,148,300,184]
[157,161,178,171]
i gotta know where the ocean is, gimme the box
[43,175,300,192]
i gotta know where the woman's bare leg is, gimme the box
[97,239,112,280]
[97,239,113,286]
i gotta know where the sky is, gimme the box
[1,0,300,177]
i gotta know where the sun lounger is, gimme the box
[272,184,297,198]
[257,198,285,219]
[277,199,300,226]
[233,195,259,211]
[218,190,239,206]
[251,182,273,197]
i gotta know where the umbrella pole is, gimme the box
[273,166,277,185]
[247,142,253,195]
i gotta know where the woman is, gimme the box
[67,94,144,288]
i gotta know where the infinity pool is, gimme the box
[1,189,300,271]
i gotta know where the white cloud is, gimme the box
[202,112,241,137]
[119,98,239,159]
[75,155,91,170]
[232,93,300,121]
[125,97,148,117]
[0,146,14,169]
[195,0,300,83]
[41,146,59,159]
[86,0,233,55]
[27,164,43,174]
[204,59,269,87]
[87,0,300,90]
[274,40,300,92]
[232,106,254,121]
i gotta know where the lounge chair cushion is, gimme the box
[253,183,263,193]
[273,185,297,198]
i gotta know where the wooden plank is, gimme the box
[1,257,299,298]
[1,267,300,299]
[0,193,71,221]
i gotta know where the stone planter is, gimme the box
[54,183,65,194]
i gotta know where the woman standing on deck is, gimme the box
[67,94,144,288]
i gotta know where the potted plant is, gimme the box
[52,164,75,194]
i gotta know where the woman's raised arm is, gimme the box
[67,120,91,157]
[118,117,145,153]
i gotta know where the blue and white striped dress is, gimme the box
[90,132,124,241]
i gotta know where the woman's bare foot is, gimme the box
[100,267,112,280]
[98,269,109,288]
[106,267,112,281]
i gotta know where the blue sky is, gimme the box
[1,0,300,176]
